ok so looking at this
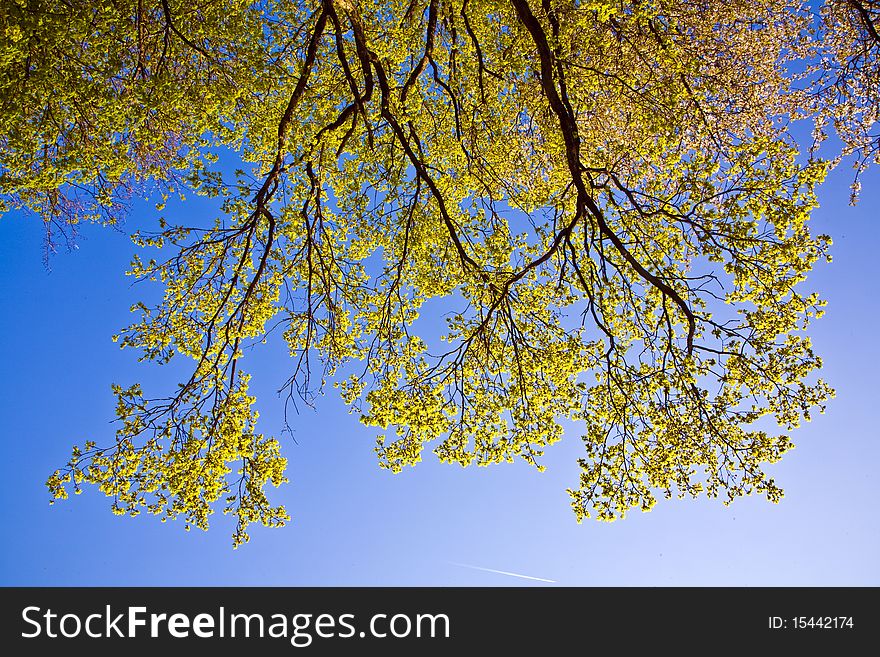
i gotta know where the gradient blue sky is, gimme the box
[0,152,877,587]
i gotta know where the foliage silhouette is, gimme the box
[2,0,877,545]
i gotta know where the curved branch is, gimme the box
[160,0,214,60]
[510,0,696,354]
[848,0,880,46]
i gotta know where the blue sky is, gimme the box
[0,154,877,587]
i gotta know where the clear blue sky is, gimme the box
[0,155,877,587]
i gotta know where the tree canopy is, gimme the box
[2,0,877,546]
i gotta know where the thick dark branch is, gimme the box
[401,0,439,102]
[327,3,374,142]
[460,0,503,102]
[175,6,329,402]
[257,6,329,209]
[365,37,479,271]
[160,0,214,59]
[509,0,696,354]
[848,0,880,45]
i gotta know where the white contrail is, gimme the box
[449,562,556,583]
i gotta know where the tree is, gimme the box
[817,0,880,200]
[1,0,875,546]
